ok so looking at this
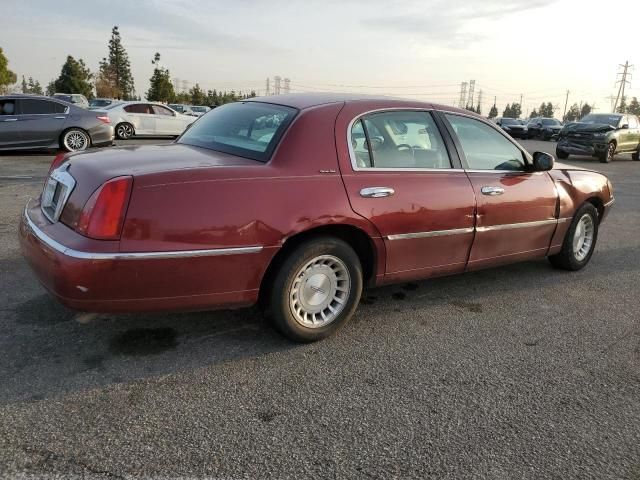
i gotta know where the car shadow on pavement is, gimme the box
[1,243,637,405]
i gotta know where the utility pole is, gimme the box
[477,89,483,113]
[562,90,570,121]
[613,61,633,112]
[265,78,270,96]
[519,93,523,107]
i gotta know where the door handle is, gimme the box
[481,186,505,196]
[360,187,395,198]
[54,116,66,119]
[3,118,18,122]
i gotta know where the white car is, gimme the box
[189,105,211,117]
[103,101,197,139]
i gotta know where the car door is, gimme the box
[336,107,476,284]
[0,99,22,148]
[440,112,558,270]
[15,98,69,147]
[152,104,184,135]
[123,103,156,134]
[627,115,640,151]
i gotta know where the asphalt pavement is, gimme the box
[0,139,638,479]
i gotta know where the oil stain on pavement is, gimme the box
[109,327,179,356]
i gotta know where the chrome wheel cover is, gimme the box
[117,124,133,139]
[573,214,594,261]
[64,130,88,151]
[289,255,351,328]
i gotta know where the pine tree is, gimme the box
[21,75,28,93]
[189,83,206,105]
[617,96,627,113]
[627,97,640,115]
[146,53,175,103]
[53,55,93,98]
[45,80,55,96]
[488,104,498,119]
[0,47,17,94]
[565,103,580,122]
[530,109,538,118]
[96,26,135,99]
[503,103,512,117]
[580,103,592,119]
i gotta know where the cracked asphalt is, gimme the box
[0,139,638,479]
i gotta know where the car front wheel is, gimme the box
[556,148,569,159]
[267,237,363,342]
[599,142,615,163]
[548,203,598,271]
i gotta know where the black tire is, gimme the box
[632,145,640,161]
[60,128,90,152]
[599,142,615,163]
[115,122,134,140]
[548,203,599,271]
[556,148,569,160]
[267,237,363,342]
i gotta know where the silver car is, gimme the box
[105,101,197,139]
[0,95,114,152]
[52,93,90,109]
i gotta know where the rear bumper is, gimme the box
[88,124,114,147]
[19,200,273,313]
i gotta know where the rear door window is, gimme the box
[17,99,62,115]
[352,111,451,169]
[124,104,152,114]
[153,105,175,116]
[177,101,297,162]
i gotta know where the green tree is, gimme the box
[21,76,43,95]
[96,26,135,99]
[488,103,498,119]
[580,103,592,119]
[189,83,206,105]
[565,103,580,122]
[539,102,554,117]
[529,109,538,118]
[146,53,175,103]
[45,80,55,96]
[503,103,512,117]
[53,55,93,98]
[0,47,17,94]
[510,102,522,118]
[627,97,640,115]
[617,96,627,113]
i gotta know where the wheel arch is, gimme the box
[259,224,379,304]
[585,196,605,223]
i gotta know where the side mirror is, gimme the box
[619,123,629,130]
[532,151,554,171]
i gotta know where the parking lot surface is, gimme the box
[0,139,638,479]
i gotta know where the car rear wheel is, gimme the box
[116,123,134,140]
[267,237,363,342]
[556,148,569,159]
[61,128,90,152]
[632,145,640,161]
[599,142,615,163]
[548,203,598,271]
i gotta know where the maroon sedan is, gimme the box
[19,94,614,342]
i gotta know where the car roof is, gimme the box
[244,93,477,116]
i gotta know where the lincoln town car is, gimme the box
[19,94,615,342]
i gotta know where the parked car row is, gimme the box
[19,94,615,342]
[495,116,563,140]
[168,104,211,117]
[100,102,197,139]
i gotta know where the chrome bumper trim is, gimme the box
[23,205,263,260]
[476,218,558,232]
[604,198,615,207]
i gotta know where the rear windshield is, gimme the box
[177,101,297,162]
[541,119,560,126]
[500,118,519,125]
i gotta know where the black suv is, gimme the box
[527,117,563,140]
[556,113,640,163]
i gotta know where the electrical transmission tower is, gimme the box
[614,61,633,112]
[265,78,270,96]
[476,90,483,113]
[458,82,468,109]
[466,80,475,109]
[284,78,291,94]
[274,76,282,95]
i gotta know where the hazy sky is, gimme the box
[2,0,639,116]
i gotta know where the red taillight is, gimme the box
[48,152,68,174]
[77,176,133,240]
[96,115,111,124]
